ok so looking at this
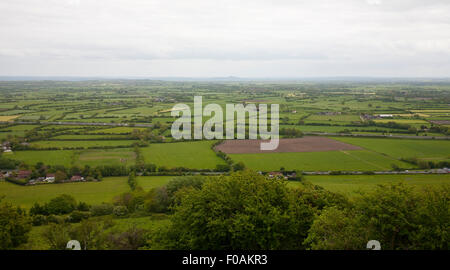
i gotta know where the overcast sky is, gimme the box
[1,0,450,77]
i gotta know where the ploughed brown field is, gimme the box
[214,137,362,154]
[430,120,450,125]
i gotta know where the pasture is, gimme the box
[0,177,129,208]
[74,148,136,167]
[333,137,450,160]
[141,141,226,169]
[215,137,361,154]
[0,176,176,209]
[288,174,450,196]
[229,150,410,171]
[8,150,76,167]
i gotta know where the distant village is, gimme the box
[360,113,394,121]
[0,169,95,186]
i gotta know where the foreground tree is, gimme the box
[46,194,77,215]
[155,171,315,250]
[0,200,32,249]
[305,183,449,250]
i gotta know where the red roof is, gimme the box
[17,170,32,178]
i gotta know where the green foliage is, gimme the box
[46,194,77,215]
[0,156,19,169]
[305,183,450,250]
[280,127,303,138]
[113,206,129,217]
[42,222,72,250]
[128,171,138,191]
[232,161,246,171]
[91,203,114,216]
[68,210,91,223]
[156,171,315,250]
[0,201,32,249]
[304,207,368,250]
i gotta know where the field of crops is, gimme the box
[7,150,76,167]
[306,114,361,122]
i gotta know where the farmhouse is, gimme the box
[2,141,12,152]
[70,175,85,182]
[45,173,55,183]
[267,172,287,179]
[17,170,32,179]
[378,114,393,118]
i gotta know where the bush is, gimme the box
[46,194,77,215]
[68,210,91,223]
[232,162,246,171]
[305,183,450,250]
[0,201,32,249]
[46,214,65,224]
[31,214,47,226]
[113,206,129,217]
[156,171,315,250]
[90,203,114,216]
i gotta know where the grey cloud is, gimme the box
[0,0,449,76]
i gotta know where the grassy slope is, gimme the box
[0,177,128,208]
[0,176,175,209]
[137,176,175,191]
[7,150,76,167]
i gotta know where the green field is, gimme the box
[288,174,450,196]
[7,150,76,167]
[229,150,411,171]
[0,177,129,208]
[306,114,361,122]
[141,141,226,169]
[50,134,129,140]
[373,119,429,124]
[89,127,148,134]
[333,137,450,160]
[30,140,138,149]
[137,176,175,191]
[74,148,136,167]
[0,176,176,209]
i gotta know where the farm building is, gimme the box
[267,172,287,179]
[17,170,32,179]
[70,175,85,182]
[45,173,55,183]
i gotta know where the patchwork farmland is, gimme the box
[0,79,449,251]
